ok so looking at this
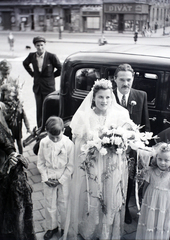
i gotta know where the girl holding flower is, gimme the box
[136,142,170,240]
[64,79,138,240]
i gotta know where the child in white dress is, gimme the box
[136,142,170,240]
[37,116,74,240]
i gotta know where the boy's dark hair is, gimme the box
[45,116,64,136]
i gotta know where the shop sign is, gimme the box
[82,12,100,16]
[104,4,135,13]
[104,4,148,14]
[82,5,101,11]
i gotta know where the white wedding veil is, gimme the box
[70,79,130,137]
[64,79,131,240]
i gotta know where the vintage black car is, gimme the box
[24,44,170,147]
[55,44,170,136]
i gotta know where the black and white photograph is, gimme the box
[0,0,170,240]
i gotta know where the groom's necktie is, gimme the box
[121,95,126,108]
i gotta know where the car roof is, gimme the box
[81,44,170,58]
[65,44,170,70]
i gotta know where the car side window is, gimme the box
[133,72,158,105]
[165,72,170,109]
[75,68,100,91]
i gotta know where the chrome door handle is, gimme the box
[163,119,170,124]
[149,117,156,121]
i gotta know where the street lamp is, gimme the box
[56,15,62,39]
[101,0,104,34]
[98,0,107,45]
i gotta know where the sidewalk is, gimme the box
[23,142,139,240]
[0,26,169,61]
[39,26,170,44]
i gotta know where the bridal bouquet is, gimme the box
[81,123,154,157]
[80,123,156,215]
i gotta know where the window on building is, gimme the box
[87,17,99,29]
[20,8,30,14]
[45,8,52,14]
[152,8,155,21]
[157,8,159,20]
[124,21,134,31]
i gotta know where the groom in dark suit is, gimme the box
[113,63,150,224]
[23,36,61,128]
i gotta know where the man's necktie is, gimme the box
[121,95,126,108]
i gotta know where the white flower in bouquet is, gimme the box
[144,132,153,140]
[139,132,153,145]
[94,139,102,150]
[102,136,110,144]
[129,140,145,151]
[114,136,123,146]
[116,148,123,155]
[81,144,90,154]
[110,135,115,145]
[123,130,135,140]
[86,140,95,148]
[114,126,125,135]
[99,147,108,156]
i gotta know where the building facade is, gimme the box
[103,0,170,32]
[0,0,169,32]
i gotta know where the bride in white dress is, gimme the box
[64,79,135,240]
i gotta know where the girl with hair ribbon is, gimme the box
[136,142,170,240]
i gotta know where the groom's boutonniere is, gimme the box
[130,100,137,114]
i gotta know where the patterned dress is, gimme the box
[136,167,170,240]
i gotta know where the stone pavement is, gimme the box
[22,142,139,240]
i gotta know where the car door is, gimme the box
[159,72,170,132]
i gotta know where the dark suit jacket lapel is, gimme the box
[41,51,48,72]
[113,88,120,105]
[32,53,39,72]
[127,89,135,113]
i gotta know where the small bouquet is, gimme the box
[1,78,24,126]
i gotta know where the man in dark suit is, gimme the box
[23,36,62,128]
[113,63,150,224]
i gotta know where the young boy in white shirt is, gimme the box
[37,116,74,240]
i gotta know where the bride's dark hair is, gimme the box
[92,79,113,107]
